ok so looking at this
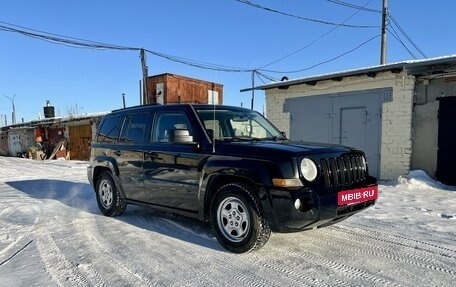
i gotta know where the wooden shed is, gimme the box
[146,73,223,105]
[62,114,104,161]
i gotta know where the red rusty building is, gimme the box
[146,73,223,105]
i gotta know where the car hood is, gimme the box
[212,140,360,159]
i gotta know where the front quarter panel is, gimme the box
[197,155,293,222]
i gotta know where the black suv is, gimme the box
[87,104,378,253]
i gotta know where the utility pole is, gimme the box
[380,0,388,65]
[4,94,16,124]
[122,93,126,108]
[140,49,149,105]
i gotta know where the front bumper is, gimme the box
[268,177,378,232]
[87,165,94,186]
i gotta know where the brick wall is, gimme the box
[380,76,415,179]
[266,92,290,135]
[265,71,415,180]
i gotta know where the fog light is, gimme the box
[294,199,302,210]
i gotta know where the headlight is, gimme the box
[300,158,318,182]
[362,155,367,172]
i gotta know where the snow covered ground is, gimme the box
[0,156,454,287]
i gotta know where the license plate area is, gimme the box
[338,185,378,206]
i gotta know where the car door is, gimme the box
[143,109,201,212]
[114,112,150,203]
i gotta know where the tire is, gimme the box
[210,183,271,253]
[95,171,127,216]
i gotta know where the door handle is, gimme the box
[145,152,159,160]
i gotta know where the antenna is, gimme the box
[250,71,255,110]
[212,83,216,153]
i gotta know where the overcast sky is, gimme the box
[1,0,455,123]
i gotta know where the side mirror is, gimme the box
[169,129,194,144]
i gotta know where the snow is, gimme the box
[0,157,455,286]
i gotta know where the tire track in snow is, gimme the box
[116,211,284,286]
[317,227,456,276]
[99,209,311,287]
[281,245,398,287]
[35,232,93,287]
[115,210,246,285]
[246,244,352,287]
[89,213,277,287]
[348,220,456,256]
[244,254,334,287]
[45,220,108,287]
[264,234,399,287]
[138,212,331,287]
[31,203,107,287]
[332,224,456,260]
[81,214,162,286]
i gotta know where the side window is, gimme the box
[230,119,268,138]
[119,113,148,144]
[203,119,223,139]
[97,115,122,143]
[151,111,193,143]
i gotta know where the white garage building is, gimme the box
[245,55,456,183]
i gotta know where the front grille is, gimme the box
[320,154,366,188]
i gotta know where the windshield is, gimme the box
[196,107,286,141]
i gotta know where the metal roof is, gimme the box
[241,55,456,92]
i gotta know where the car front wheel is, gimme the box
[210,183,271,253]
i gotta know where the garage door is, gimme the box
[69,125,92,161]
[283,88,390,178]
[436,97,456,185]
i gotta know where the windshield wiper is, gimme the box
[262,136,287,141]
[216,136,286,142]
[216,136,257,142]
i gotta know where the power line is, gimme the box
[326,1,427,60]
[388,14,427,58]
[0,22,137,50]
[387,26,417,59]
[259,34,381,74]
[233,0,379,28]
[0,21,250,73]
[0,20,382,81]
[259,0,375,69]
[254,70,279,84]
[143,48,251,72]
[326,0,381,13]
[0,21,135,50]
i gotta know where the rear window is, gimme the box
[96,115,122,143]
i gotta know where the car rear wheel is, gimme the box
[96,171,126,216]
[210,183,271,253]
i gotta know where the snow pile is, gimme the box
[398,169,452,191]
